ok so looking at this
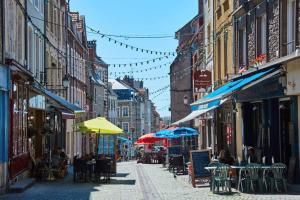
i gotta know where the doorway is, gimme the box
[279,100,291,167]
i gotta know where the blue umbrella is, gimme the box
[173,127,198,137]
[155,127,198,138]
[155,129,175,138]
[117,136,132,143]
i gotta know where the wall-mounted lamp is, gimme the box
[62,74,70,89]
[183,95,188,105]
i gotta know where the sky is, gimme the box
[70,0,198,117]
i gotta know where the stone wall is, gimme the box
[267,0,280,61]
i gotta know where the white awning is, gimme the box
[172,106,217,125]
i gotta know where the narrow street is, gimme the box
[1,161,299,200]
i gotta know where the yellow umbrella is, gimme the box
[75,117,123,134]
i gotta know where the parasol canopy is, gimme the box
[135,133,165,144]
[75,117,123,134]
[117,136,132,143]
[155,127,198,138]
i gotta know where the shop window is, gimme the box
[12,82,28,157]
[98,135,115,155]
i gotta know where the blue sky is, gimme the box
[70,0,198,117]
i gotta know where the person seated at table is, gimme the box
[52,148,61,168]
[247,147,258,163]
[219,149,235,165]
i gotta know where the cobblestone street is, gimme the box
[0,161,300,200]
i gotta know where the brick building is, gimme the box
[170,19,194,124]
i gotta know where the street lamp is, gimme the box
[62,74,70,88]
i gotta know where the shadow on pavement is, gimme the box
[108,179,136,185]
[111,173,130,177]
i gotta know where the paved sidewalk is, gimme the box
[0,161,300,200]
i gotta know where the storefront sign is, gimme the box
[193,70,212,93]
[235,75,284,102]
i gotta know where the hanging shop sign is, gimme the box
[193,70,212,93]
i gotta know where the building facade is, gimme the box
[170,19,194,124]
[107,82,118,125]
[65,11,89,159]
[232,0,300,183]
[87,40,108,118]
[4,0,30,185]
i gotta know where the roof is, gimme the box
[109,79,131,90]
[90,70,105,86]
[96,56,108,67]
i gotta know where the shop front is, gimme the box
[9,71,32,181]
[284,58,300,182]
[0,65,9,192]
[176,66,283,161]
[235,68,299,183]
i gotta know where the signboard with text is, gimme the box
[193,70,212,93]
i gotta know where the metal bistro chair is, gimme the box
[73,159,88,183]
[212,163,232,194]
[271,163,287,192]
[95,159,112,183]
[245,163,263,193]
[172,155,185,177]
[208,162,221,192]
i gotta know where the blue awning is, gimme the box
[32,82,85,114]
[44,89,85,114]
[191,68,280,111]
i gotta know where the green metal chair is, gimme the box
[271,163,287,193]
[208,162,221,192]
[212,163,232,194]
[245,163,264,193]
[262,167,272,192]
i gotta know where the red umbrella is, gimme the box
[136,133,165,144]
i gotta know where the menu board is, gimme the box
[190,150,210,178]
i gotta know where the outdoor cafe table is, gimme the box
[204,165,273,192]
